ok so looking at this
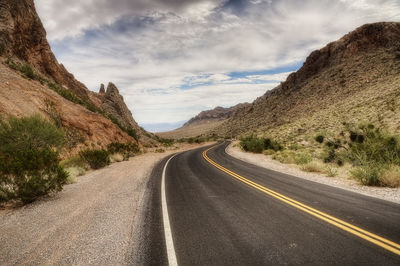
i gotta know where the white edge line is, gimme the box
[161,154,179,266]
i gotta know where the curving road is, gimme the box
[132,142,400,265]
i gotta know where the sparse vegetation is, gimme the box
[107,142,139,160]
[325,166,338,177]
[0,115,68,203]
[301,161,325,173]
[80,149,110,169]
[380,165,400,188]
[317,123,400,186]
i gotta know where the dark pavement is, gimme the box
[134,142,400,265]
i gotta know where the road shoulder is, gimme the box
[226,142,400,204]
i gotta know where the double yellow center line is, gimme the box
[203,145,400,256]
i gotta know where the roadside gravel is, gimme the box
[226,142,400,204]
[0,143,212,265]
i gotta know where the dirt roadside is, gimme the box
[0,142,213,265]
[226,142,400,204]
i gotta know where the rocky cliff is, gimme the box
[214,22,400,140]
[99,82,142,133]
[0,0,155,152]
[0,0,92,100]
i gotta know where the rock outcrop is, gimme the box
[99,82,141,132]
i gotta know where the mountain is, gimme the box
[158,103,249,139]
[0,0,157,153]
[212,22,400,141]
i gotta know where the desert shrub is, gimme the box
[107,142,139,159]
[272,150,296,164]
[315,135,325,143]
[158,138,174,147]
[317,124,400,186]
[263,138,283,151]
[380,165,400,188]
[110,153,124,163]
[126,128,139,141]
[155,148,165,153]
[5,59,39,80]
[325,166,338,177]
[60,156,87,169]
[347,125,400,166]
[64,166,86,184]
[0,115,67,203]
[301,161,325,173]
[294,153,312,165]
[21,64,35,79]
[350,164,383,186]
[80,149,110,169]
[240,136,264,153]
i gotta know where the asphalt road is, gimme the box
[134,141,400,265]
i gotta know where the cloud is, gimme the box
[34,0,400,130]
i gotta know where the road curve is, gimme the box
[134,142,400,265]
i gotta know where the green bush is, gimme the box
[0,115,67,203]
[263,138,283,151]
[315,135,325,143]
[240,136,264,153]
[157,137,174,147]
[294,153,312,165]
[350,164,382,186]
[107,142,139,159]
[240,136,283,154]
[80,149,110,169]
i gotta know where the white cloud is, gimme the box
[34,0,400,129]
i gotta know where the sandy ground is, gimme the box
[0,142,213,265]
[226,142,400,204]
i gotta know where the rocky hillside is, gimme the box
[213,22,400,141]
[183,103,249,127]
[0,0,156,153]
[158,103,249,139]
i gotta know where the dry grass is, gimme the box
[325,166,338,177]
[301,161,325,173]
[110,153,124,163]
[381,165,400,188]
[65,166,86,184]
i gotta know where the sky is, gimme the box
[34,0,400,132]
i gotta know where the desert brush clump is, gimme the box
[80,149,110,169]
[107,142,140,160]
[240,136,283,154]
[318,123,400,186]
[0,115,68,203]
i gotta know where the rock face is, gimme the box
[214,22,400,138]
[0,0,153,152]
[0,0,91,100]
[100,82,141,132]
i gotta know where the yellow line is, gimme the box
[202,145,400,256]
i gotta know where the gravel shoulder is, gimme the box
[0,143,212,265]
[226,142,400,204]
